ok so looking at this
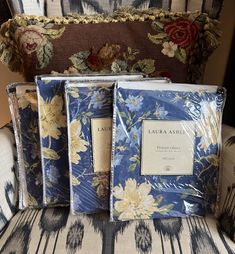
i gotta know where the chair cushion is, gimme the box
[219,125,235,242]
[0,207,234,253]
[0,124,18,232]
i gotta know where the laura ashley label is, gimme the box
[91,118,112,173]
[141,120,195,175]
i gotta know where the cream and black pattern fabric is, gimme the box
[0,124,18,232]
[7,0,224,18]
[0,208,235,253]
[219,125,235,243]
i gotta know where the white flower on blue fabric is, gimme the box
[200,100,217,117]
[114,154,123,166]
[90,90,106,109]
[154,103,168,118]
[47,165,59,184]
[129,126,141,147]
[115,124,127,142]
[125,95,143,111]
[73,193,82,209]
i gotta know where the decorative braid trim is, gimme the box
[10,8,202,24]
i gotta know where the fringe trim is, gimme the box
[3,8,202,25]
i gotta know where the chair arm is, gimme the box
[219,124,235,242]
[0,123,18,232]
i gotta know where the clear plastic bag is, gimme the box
[7,83,43,209]
[65,77,171,214]
[35,74,144,207]
[111,80,226,221]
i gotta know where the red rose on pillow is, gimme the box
[164,18,199,48]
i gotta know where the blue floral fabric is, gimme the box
[7,83,43,208]
[36,74,143,207]
[66,83,113,214]
[111,81,226,221]
[36,78,70,206]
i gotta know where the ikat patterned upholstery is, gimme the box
[6,0,224,18]
[0,208,234,253]
[0,124,18,232]
[219,125,235,243]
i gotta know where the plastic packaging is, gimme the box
[35,74,144,206]
[66,77,171,214]
[111,80,226,221]
[7,83,43,209]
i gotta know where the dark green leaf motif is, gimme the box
[37,41,53,69]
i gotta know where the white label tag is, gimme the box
[91,118,112,173]
[141,120,195,175]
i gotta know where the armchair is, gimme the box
[0,123,234,253]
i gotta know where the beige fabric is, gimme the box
[0,208,235,253]
[220,125,235,213]
[0,126,18,231]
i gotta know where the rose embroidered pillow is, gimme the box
[0,9,220,83]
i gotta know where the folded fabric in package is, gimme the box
[35,74,143,207]
[111,80,226,221]
[65,77,170,214]
[7,83,43,209]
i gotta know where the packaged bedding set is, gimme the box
[110,80,226,221]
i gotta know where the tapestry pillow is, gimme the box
[0,9,220,84]
[111,80,226,221]
[219,124,235,242]
[36,74,143,207]
[7,83,43,209]
[0,123,18,232]
[6,0,224,18]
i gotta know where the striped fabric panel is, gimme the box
[6,0,224,18]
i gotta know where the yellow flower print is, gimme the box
[70,119,89,164]
[40,95,66,139]
[92,174,109,198]
[113,179,158,220]
[196,101,221,151]
[18,91,38,112]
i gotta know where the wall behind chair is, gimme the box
[0,64,24,127]
[0,0,234,127]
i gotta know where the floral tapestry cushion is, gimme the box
[219,125,235,242]
[0,124,18,232]
[111,80,226,221]
[6,0,224,18]
[7,83,43,209]
[36,74,143,207]
[0,9,220,84]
